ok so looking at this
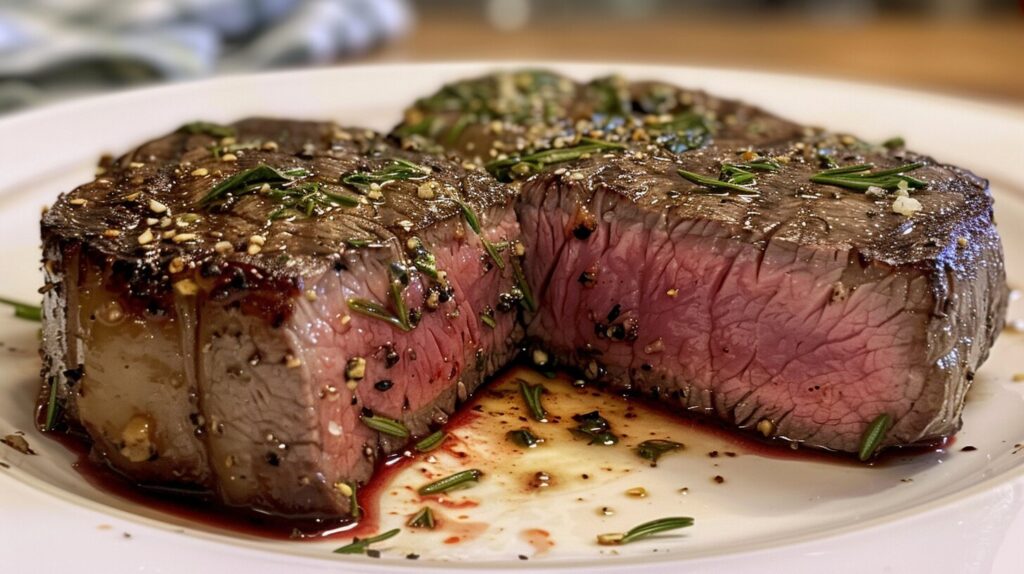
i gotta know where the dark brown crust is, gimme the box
[41,118,516,320]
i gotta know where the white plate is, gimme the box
[2,63,1024,574]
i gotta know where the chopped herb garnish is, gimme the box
[453,198,505,269]
[858,413,893,461]
[333,528,401,555]
[347,298,412,332]
[636,439,683,464]
[344,238,379,249]
[388,265,412,331]
[342,159,431,187]
[0,297,41,321]
[43,379,60,431]
[571,411,618,446]
[518,380,548,422]
[677,167,759,195]
[509,255,536,312]
[418,469,483,495]
[882,136,906,150]
[597,517,695,546]
[414,430,447,452]
[410,247,439,279]
[720,159,780,183]
[199,164,310,206]
[810,163,926,192]
[177,121,234,138]
[360,413,410,439]
[480,312,497,329]
[506,428,542,448]
[267,181,362,220]
[485,137,627,182]
[455,197,483,233]
[407,507,436,529]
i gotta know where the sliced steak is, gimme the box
[38,71,1009,520]
[395,70,1007,454]
[516,140,1005,452]
[40,119,524,517]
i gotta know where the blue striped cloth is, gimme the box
[0,0,411,112]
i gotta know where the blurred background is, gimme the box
[0,0,1021,114]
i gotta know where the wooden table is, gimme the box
[370,16,1024,108]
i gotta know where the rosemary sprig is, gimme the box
[410,246,439,279]
[414,430,447,452]
[722,159,780,179]
[453,198,505,269]
[509,254,536,312]
[677,167,759,195]
[267,181,362,220]
[388,266,412,330]
[810,162,926,192]
[360,413,410,439]
[597,517,695,546]
[333,528,401,555]
[342,159,431,187]
[407,507,436,529]
[858,413,893,461]
[506,428,542,448]
[571,411,618,446]
[518,380,548,422]
[347,298,412,332]
[199,164,309,206]
[43,380,60,431]
[0,297,41,321]
[485,137,627,182]
[418,469,483,495]
[635,439,683,465]
[177,121,234,138]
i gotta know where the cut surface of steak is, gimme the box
[516,142,1005,452]
[40,119,523,517]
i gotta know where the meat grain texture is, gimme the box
[39,70,1007,519]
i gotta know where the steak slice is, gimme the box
[40,119,524,517]
[395,70,1007,454]
[516,140,1006,452]
[38,71,1009,521]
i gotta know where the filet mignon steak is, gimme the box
[41,119,523,517]
[38,71,1007,520]
[394,70,1007,453]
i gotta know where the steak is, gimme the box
[396,70,1007,453]
[516,143,1004,452]
[40,119,524,517]
[38,70,1008,519]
